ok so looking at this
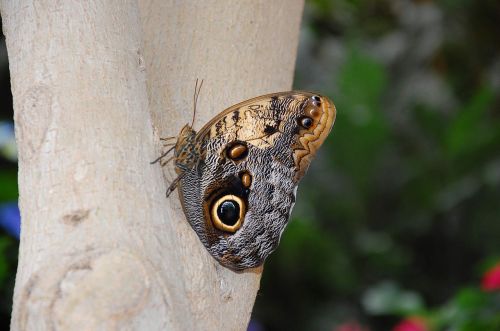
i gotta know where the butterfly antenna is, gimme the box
[191,78,204,128]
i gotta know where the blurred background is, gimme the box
[1,1,499,330]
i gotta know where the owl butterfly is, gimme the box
[156,82,336,270]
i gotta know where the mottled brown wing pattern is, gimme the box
[166,92,335,270]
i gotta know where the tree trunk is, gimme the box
[1,1,304,330]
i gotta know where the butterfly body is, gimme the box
[166,91,335,270]
[173,125,200,172]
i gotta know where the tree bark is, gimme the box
[1,1,304,330]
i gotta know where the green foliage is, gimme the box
[445,87,498,161]
[0,170,18,202]
[0,235,17,328]
[254,1,500,330]
[362,282,424,316]
[333,48,389,192]
[0,237,12,284]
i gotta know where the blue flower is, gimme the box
[0,202,20,239]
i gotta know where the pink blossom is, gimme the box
[481,263,500,291]
[392,317,428,331]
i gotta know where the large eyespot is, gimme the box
[211,194,246,232]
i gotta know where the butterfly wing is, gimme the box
[178,91,336,270]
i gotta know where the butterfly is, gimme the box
[154,81,336,270]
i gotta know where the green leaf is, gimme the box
[362,281,425,315]
[330,47,390,193]
[444,86,496,159]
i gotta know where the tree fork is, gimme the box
[1,1,304,329]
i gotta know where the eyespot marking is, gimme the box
[211,194,245,233]
[240,171,252,188]
[226,141,249,161]
[218,200,239,226]
[299,116,313,129]
[306,106,321,119]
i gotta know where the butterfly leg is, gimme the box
[151,145,175,165]
[159,155,175,167]
[165,172,186,198]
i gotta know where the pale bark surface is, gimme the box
[1,1,304,330]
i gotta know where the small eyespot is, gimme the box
[226,142,249,161]
[311,95,322,107]
[211,194,246,232]
[240,171,252,188]
[299,116,314,129]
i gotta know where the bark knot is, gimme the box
[17,85,53,160]
[62,209,90,225]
